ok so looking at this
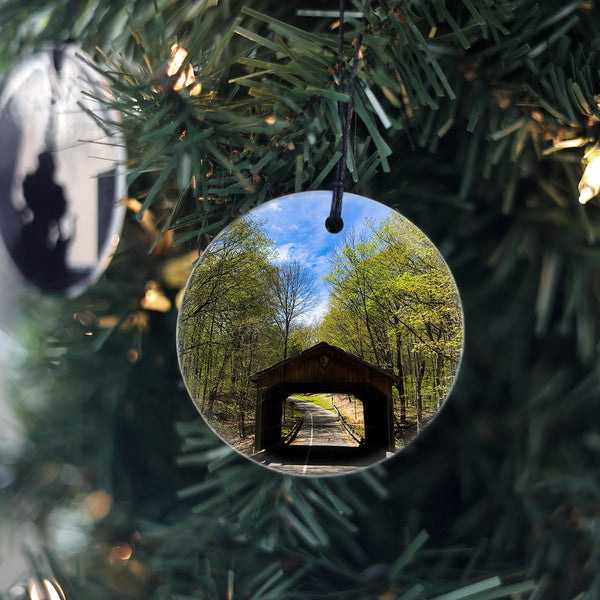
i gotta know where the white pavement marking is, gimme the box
[302,407,314,475]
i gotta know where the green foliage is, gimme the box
[5,220,191,508]
[320,214,462,441]
[177,217,278,447]
[74,0,599,246]
[0,0,228,69]
[290,393,335,413]
[88,3,357,242]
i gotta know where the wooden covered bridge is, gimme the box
[253,342,397,452]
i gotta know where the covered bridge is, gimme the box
[252,342,397,452]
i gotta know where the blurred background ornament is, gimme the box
[0,44,126,296]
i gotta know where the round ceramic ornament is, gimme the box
[177,191,464,476]
[0,44,126,296]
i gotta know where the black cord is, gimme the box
[326,0,371,234]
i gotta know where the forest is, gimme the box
[177,211,463,453]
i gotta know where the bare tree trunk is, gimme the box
[205,351,228,420]
[231,352,247,439]
[435,352,444,409]
[200,317,216,411]
[361,293,382,365]
[239,404,245,438]
[393,322,407,423]
[283,322,289,360]
[415,358,426,431]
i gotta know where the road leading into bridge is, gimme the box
[254,397,385,476]
[291,398,356,449]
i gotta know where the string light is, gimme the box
[167,44,202,96]
[579,152,600,204]
[109,542,133,564]
[43,579,66,600]
[28,582,42,600]
[140,281,171,312]
[28,579,66,600]
[83,489,113,520]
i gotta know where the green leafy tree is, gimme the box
[320,214,462,436]
[178,217,278,440]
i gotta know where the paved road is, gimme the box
[290,398,357,449]
[255,398,385,476]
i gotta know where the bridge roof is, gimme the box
[252,341,399,383]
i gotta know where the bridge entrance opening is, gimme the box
[282,392,365,448]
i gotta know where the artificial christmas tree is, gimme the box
[1,1,599,599]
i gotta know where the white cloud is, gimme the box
[273,243,294,262]
[273,241,316,265]
[264,201,283,212]
[300,294,330,327]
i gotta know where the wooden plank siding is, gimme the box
[253,342,396,452]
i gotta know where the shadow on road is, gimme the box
[253,444,387,475]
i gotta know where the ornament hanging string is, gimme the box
[326,0,371,234]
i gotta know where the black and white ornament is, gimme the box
[0,44,126,296]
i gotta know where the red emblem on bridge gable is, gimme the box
[319,355,330,369]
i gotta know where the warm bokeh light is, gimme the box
[29,579,66,600]
[96,315,120,329]
[579,153,600,203]
[167,44,188,77]
[28,582,42,600]
[127,348,141,363]
[109,542,133,563]
[167,44,201,95]
[175,287,185,310]
[43,579,66,600]
[84,489,113,520]
[140,282,172,312]
[121,197,173,251]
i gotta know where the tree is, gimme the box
[286,323,318,358]
[320,214,463,435]
[178,217,277,433]
[269,260,317,360]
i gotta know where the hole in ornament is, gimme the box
[177,191,464,476]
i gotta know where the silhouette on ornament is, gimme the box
[15,150,74,289]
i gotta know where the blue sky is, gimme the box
[245,191,393,324]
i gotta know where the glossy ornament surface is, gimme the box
[0,44,126,295]
[177,191,464,476]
